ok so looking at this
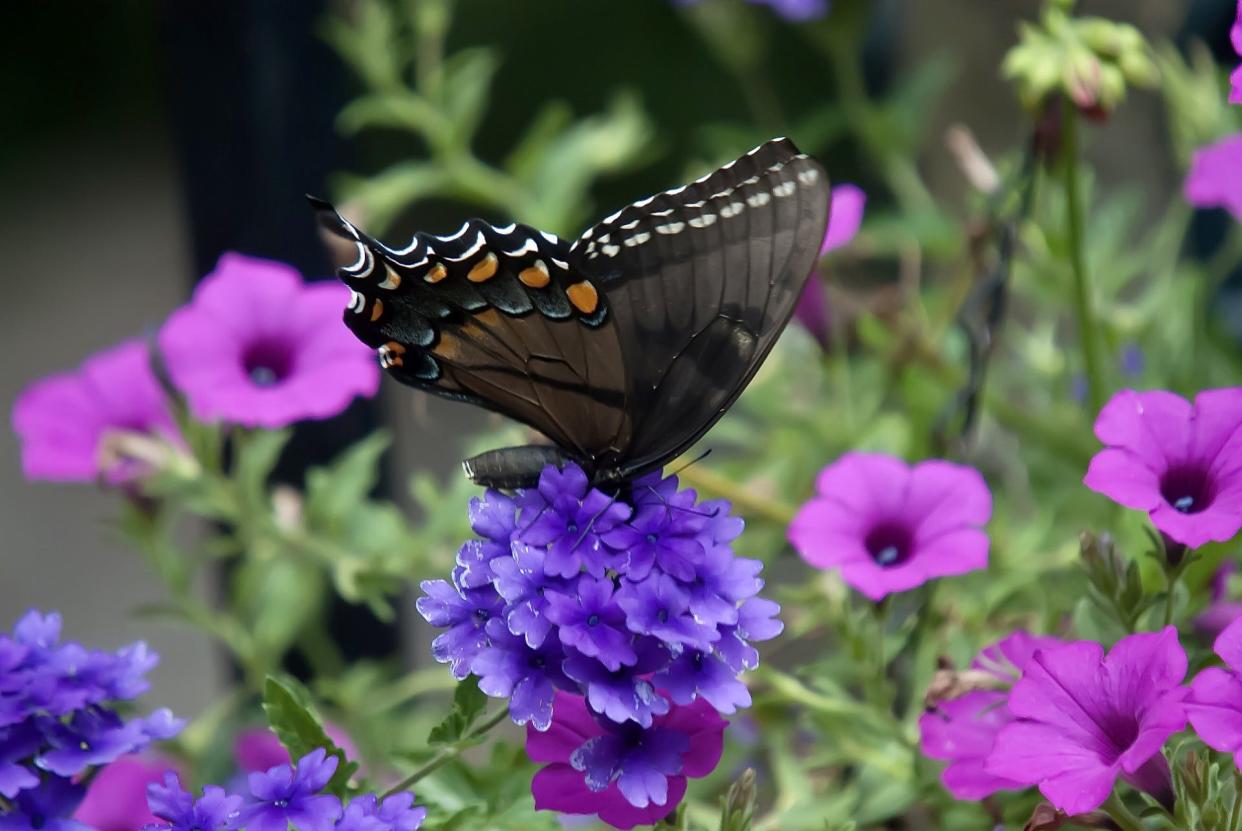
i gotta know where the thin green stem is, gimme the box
[1102,792,1146,831]
[1228,781,1242,831]
[675,465,796,525]
[1061,96,1105,415]
[381,707,510,798]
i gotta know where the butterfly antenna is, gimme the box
[668,448,713,479]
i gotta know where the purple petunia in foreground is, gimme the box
[918,630,1062,800]
[11,339,179,483]
[159,253,380,429]
[1084,387,1242,548]
[526,691,726,830]
[1185,134,1242,221]
[985,627,1188,815]
[795,183,866,348]
[788,452,991,600]
[1187,615,1242,765]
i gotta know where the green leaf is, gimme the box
[428,677,489,747]
[304,431,392,531]
[439,48,500,145]
[262,675,359,797]
[333,163,451,235]
[232,428,292,508]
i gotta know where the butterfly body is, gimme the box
[316,137,830,489]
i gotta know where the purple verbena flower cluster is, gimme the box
[0,610,183,808]
[144,749,425,831]
[416,463,779,814]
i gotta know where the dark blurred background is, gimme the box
[0,0,1232,714]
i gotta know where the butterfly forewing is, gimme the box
[571,138,831,479]
[314,204,630,461]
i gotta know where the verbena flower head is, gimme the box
[526,691,726,830]
[985,627,1188,815]
[0,610,183,802]
[11,339,178,483]
[417,462,779,735]
[1184,134,1242,221]
[74,755,177,831]
[918,631,1062,800]
[143,765,424,831]
[159,253,380,428]
[1186,615,1242,764]
[1084,388,1242,548]
[0,776,89,831]
[795,183,866,348]
[788,452,992,600]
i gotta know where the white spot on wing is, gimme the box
[747,192,771,208]
[602,243,621,257]
[773,181,797,198]
[503,237,539,257]
[656,221,685,235]
[688,214,717,228]
[444,231,486,262]
[798,168,820,185]
[720,202,744,218]
[439,222,472,243]
[378,265,401,290]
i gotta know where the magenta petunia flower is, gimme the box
[11,340,178,483]
[795,184,866,347]
[1196,562,1242,638]
[159,253,379,428]
[1232,2,1242,105]
[73,755,177,831]
[1186,615,1242,764]
[1185,134,1242,220]
[919,631,1063,800]
[985,628,1188,816]
[788,452,991,600]
[526,691,725,830]
[1083,388,1242,548]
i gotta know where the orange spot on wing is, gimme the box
[386,341,406,354]
[519,261,550,288]
[467,252,499,283]
[567,281,599,314]
[424,263,449,283]
[370,299,384,321]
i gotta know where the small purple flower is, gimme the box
[526,692,727,828]
[472,629,568,731]
[545,577,637,671]
[371,792,427,831]
[918,631,1062,800]
[490,544,566,649]
[416,580,503,680]
[37,709,151,777]
[617,575,718,651]
[1185,134,1242,220]
[795,183,866,348]
[1084,388,1242,548]
[240,749,342,831]
[0,776,89,831]
[517,465,631,579]
[456,490,518,589]
[563,644,671,728]
[73,755,178,831]
[603,492,705,581]
[656,649,752,715]
[159,253,380,428]
[11,339,179,483]
[684,546,763,628]
[1186,615,1242,765]
[0,722,40,798]
[985,627,1188,815]
[789,453,992,600]
[143,773,241,831]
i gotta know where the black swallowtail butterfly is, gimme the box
[313,137,831,489]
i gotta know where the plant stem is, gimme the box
[1061,95,1105,415]
[381,707,510,797]
[1102,792,1146,831]
[1228,782,1242,831]
[675,465,797,525]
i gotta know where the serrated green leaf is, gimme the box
[304,431,392,531]
[428,678,489,747]
[232,429,292,509]
[262,675,359,797]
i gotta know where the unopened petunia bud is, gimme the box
[721,768,758,831]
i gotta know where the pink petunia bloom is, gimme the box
[73,755,178,831]
[159,253,380,429]
[795,184,866,347]
[788,452,991,601]
[526,691,725,830]
[11,340,178,483]
[234,726,359,773]
[985,628,1188,816]
[1083,388,1242,548]
[1186,615,1242,764]
[1185,134,1242,220]
[1232,2,1242,105]
[919,631,1064,800]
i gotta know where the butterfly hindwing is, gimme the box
[314,205,630,460]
